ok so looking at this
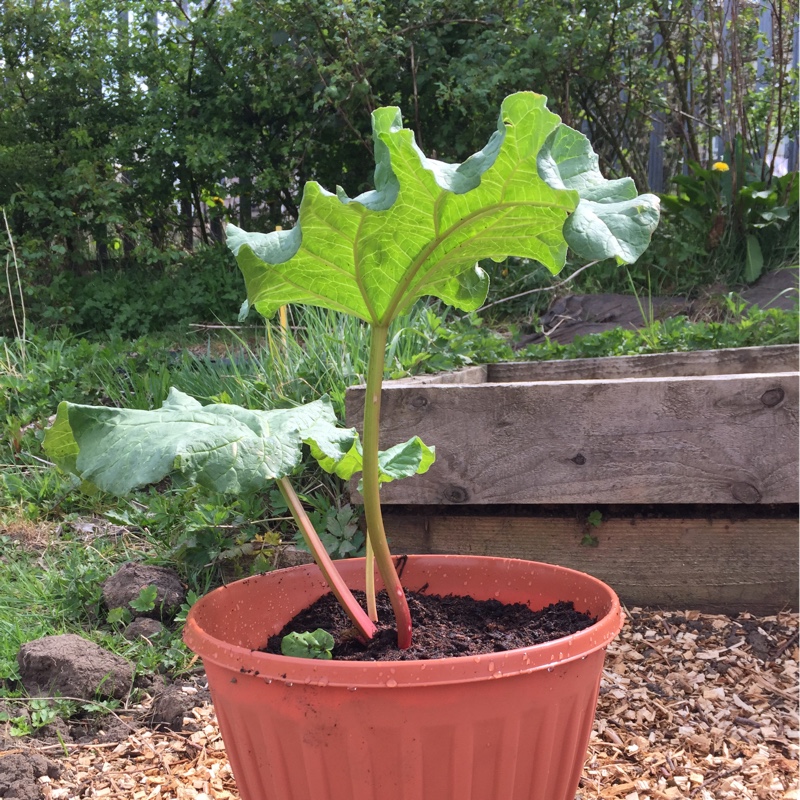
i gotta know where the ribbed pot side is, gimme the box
[184,554,623,800]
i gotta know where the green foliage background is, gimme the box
[1,0,796,336]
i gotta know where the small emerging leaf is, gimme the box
[130,585,158,613]
[587,510,603,528]
[281,629,335,659]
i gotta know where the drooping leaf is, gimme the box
[536,123,661,263]
[42,388,360,496]
[745,235,764,283]
[376,436,435,484]
[43,388,436,495]
[42,403,80,476]
[227,92,660,326]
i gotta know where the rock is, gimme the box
[274,544,315,569]
[0,752,59,800]
[146,683,210,731]
[123,617,165,641]
[103,563,186,620]
[17,634,134,701]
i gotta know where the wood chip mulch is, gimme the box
[580,608,798,800]
[20,607,799,800]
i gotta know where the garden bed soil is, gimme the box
[264,589,595,661]
[516,266,798,346]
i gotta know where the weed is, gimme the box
[294,502,365,560]
[0,697,74,737]
[582,511,603,547]
[173,591,200,626]
[0,529,200,687]
[642,167,799,291]
[106,607,132,627]
[129,585,159,615]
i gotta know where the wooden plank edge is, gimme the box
[489,344,800,383]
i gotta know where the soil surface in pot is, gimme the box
[265,589,595,661]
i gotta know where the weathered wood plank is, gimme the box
[486,344,799,383]
[382,512,799,614]
[382,365,487,388]
[347,371,799,504]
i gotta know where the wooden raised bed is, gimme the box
[346,344,799,613]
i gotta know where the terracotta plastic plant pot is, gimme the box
[184,555,623,800]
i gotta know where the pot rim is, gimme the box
[184,554,623,688]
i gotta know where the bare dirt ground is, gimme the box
[517,266,798,346]
[10,607,799,800]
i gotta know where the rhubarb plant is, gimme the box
[43,91,659,651]
[228,91,659,647]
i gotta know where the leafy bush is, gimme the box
[649,166,799,290]
[293,502,365,560]
[4,0,793,335]
[17,245,243,337]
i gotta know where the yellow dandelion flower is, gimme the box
[711,162,730,172]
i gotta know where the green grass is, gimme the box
[0,528,197,690]
[3,298,796,528]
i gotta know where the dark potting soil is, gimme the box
[265,589,596,661]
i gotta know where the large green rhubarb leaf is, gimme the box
[227,91,660,325]
[42,389,433,495]
[43,389,359,495]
